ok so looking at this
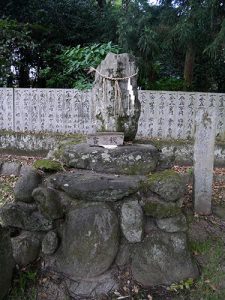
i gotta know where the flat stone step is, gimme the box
[47,170,144,202]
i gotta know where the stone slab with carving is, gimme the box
[87,132,124,146]
[92,52,140,141]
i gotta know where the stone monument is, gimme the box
[91,52,140,143]
[193,109,217,215]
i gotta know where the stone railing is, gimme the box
[1,88,225,140]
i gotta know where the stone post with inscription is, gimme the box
[91,52,140,142]
[193,108,217,215]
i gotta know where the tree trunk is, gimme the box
[18,64,30,87]
[184,45,196,89]
[96,0,106,9]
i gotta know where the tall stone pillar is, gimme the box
[92,53,140,141]
[193,109,216,215]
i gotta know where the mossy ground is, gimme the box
[188,232,225,299]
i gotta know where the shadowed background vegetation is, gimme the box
[0,0,225,91]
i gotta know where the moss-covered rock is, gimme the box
[131,232,199,286]
[143,200,181,218]
[33,159,63,172]
[59,143,159,175]
[144,170,186,202]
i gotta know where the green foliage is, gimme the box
[0,0,225,91]
[167,278,194,292]
[187,167,193,176]
[41,42,121,89]
[0,19,35,87]
[148,77,185,91]
[189,240,212,254]
[8,268,37,300]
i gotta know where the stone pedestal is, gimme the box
[0,143,199,298]
[86,132,124,147]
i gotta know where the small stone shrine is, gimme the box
[0,54,199,299]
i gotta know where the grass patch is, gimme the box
[189,239,212,255]
[7,267,38,300]
[189,238,225,300]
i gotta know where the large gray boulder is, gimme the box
[47,171,142,202]
[0,202,53,231]
[14,169,43,203]
[131,231,199,286]
[11,231,41,266]
[92,52,140,141]
[57,202,119,279]
[60,143,159,175]
[121,199,144,242]
[0,226,14,300]
[32,187,63,220]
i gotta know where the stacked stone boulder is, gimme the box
[0,226,14,300]
[0,145,199,298]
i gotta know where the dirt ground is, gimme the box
[1,153,225,300]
